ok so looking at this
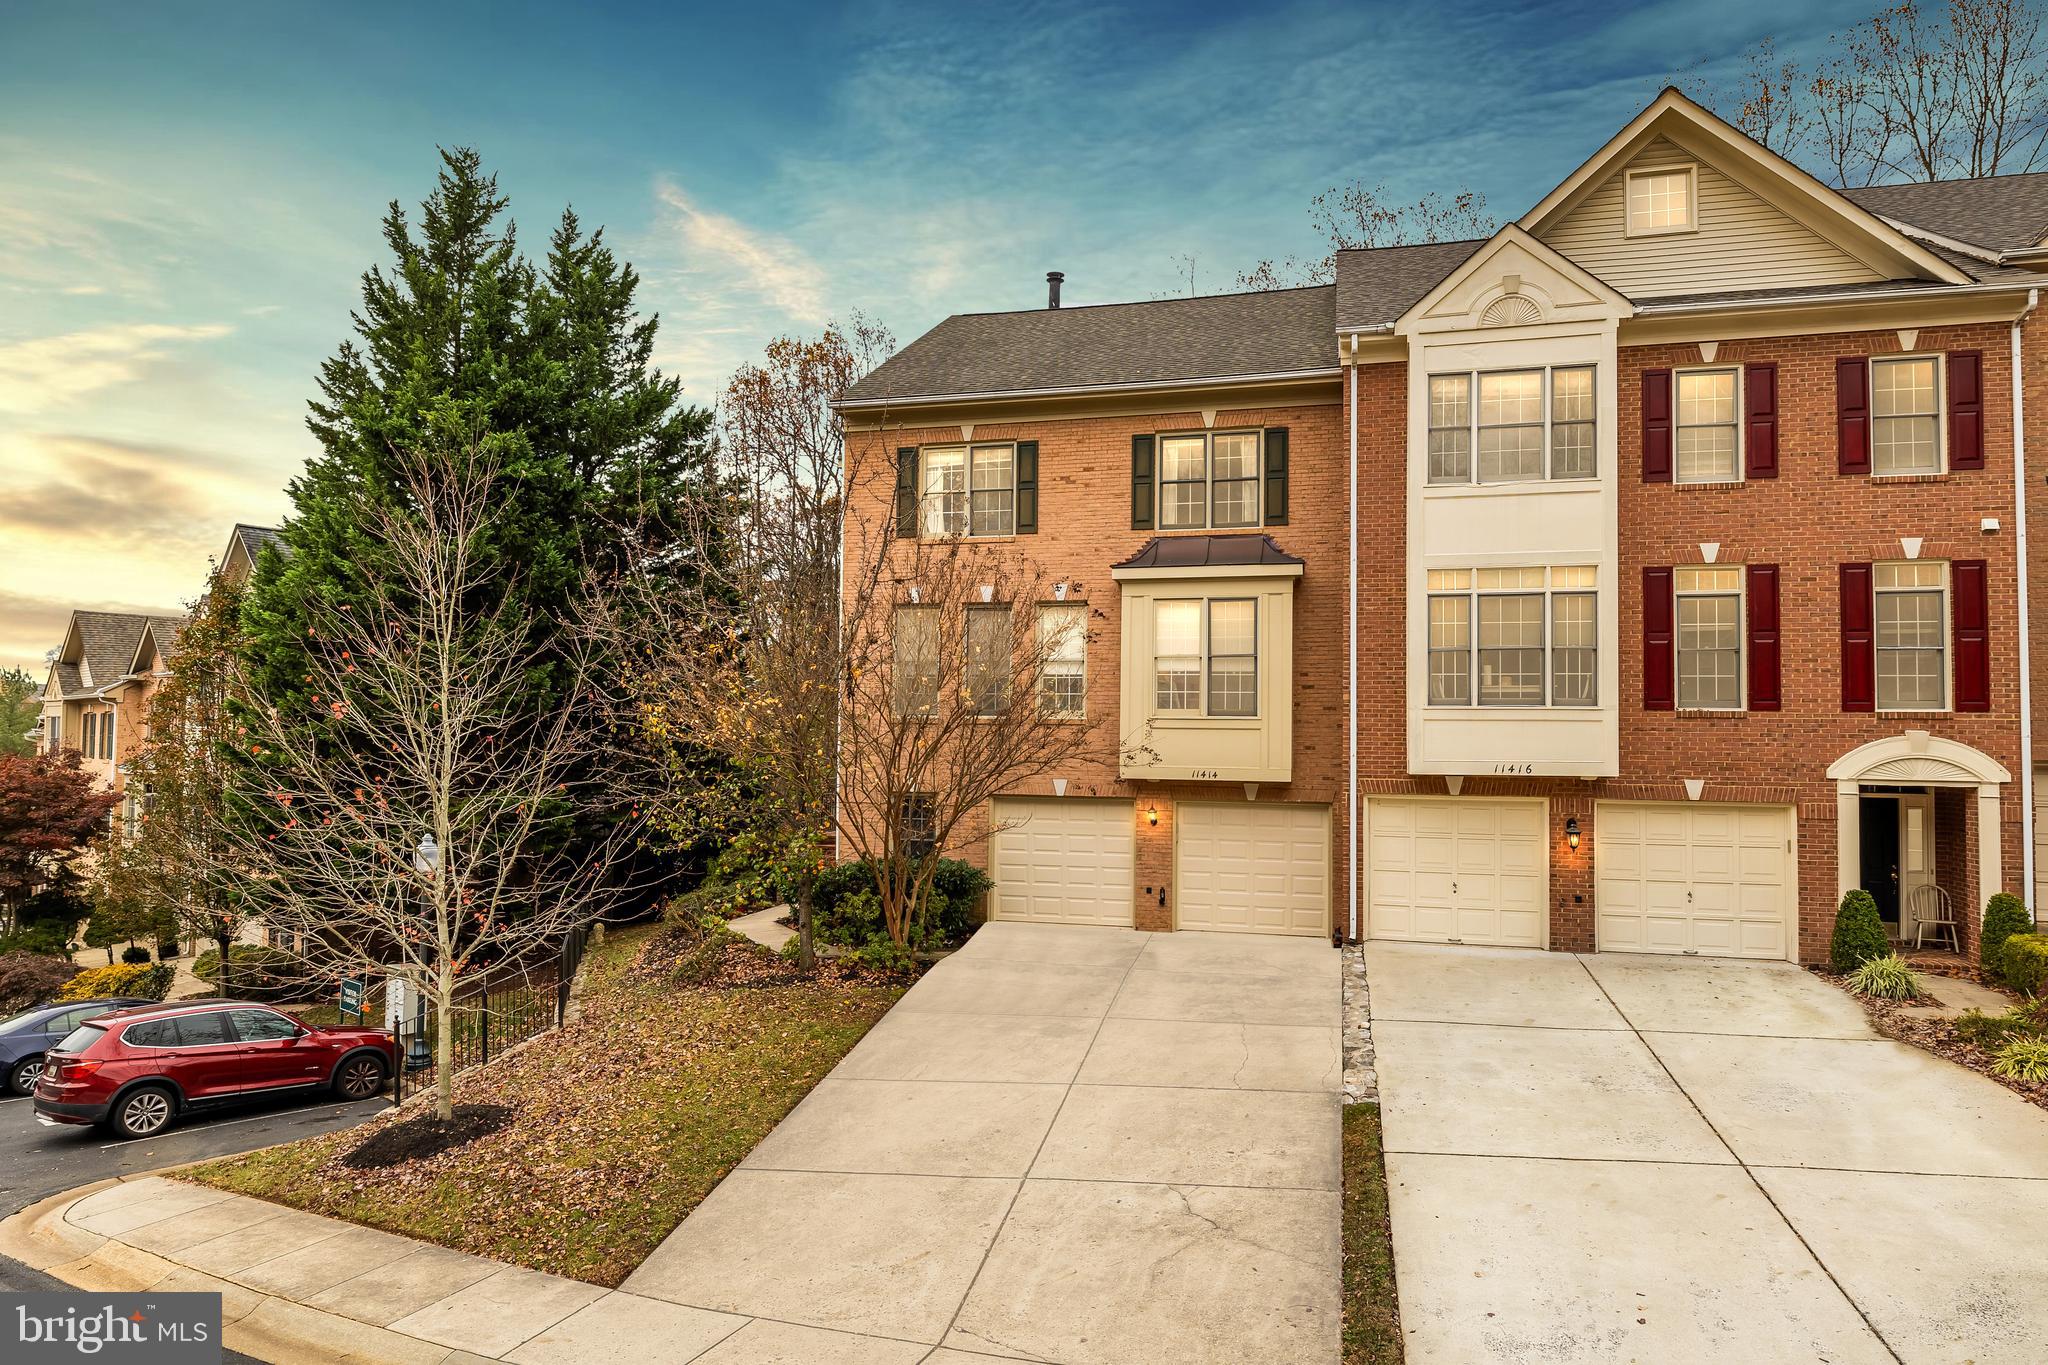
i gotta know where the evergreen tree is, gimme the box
[0,670,39,757]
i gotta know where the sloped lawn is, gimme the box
[183,923,903,1285]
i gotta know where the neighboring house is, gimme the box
[39,611,186,814]
[836,88,2047,965]
[219,523,283,589]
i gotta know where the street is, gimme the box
[0,1086,385,1363]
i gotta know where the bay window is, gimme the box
[1426,566,1598,707]
[1428,366,1597,485]
[1154,598,1258,717]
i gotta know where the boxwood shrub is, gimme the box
[808,858,993,951]
[1981,894,2033,968]
[1994,933,2048,996]
[1830,889,1890,973]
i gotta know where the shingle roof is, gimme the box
[840,287,1338,405]
[142,616,186,667]
[233,524,284,561]
[1112,533,1304,571]
[1845,173,2048,252]
[73,612,156,692]
[1332,239,1490,331]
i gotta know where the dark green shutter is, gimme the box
[894,447,918,538]
[1014,441,1038,534]
[1262,427,1289,526]
[1131,434,1156,530]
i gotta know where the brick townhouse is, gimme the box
[836,88,2048,964]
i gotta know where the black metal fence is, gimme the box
[390,923,593,1106]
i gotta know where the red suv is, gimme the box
[34,998,396,1139]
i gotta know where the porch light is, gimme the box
[1565,816,1581,852]
[1146,802,1159,827]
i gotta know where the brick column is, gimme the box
[1133,796,1173,931]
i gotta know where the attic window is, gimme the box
[1625,166,1696,236]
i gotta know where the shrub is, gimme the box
[1993,933,2048,996]
[1982,894,2033,967]
[1954,1007,2038,1052]
[120,944,152,965]
[193,945,318,1002]
[1991,1037,2048,1083]
[662,883,747,926]
[56,961,173,1003]
[157,941,180,959]
[0,952,81,1013]
[807,858,992,951]
[1844,953,1921,1000]
[1830,890,1890,973]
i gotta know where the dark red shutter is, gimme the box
[1746,564,1782,711]
[1840,563,1875,711]
[1837,358,1870,475]
[1744,363,1778,479]
[1953,558,1991,711]
[1642,369,1672,483]
[1643,566,1675,710]
[1948,350,1984,470]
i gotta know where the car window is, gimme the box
[230,1010,301,1042]
[57,1023,109,1053]
[174,1012,234,1047]
[121,1020,177,1048]
[51,1008,95,1034]
[0,1011,38,1037]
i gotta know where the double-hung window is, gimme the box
[1675,566,1742,709]
[921,444,1016,537]
[900,792,937,860]
[1153,598,1258,717]
[1626,166,1696,235]
[1871,357,1941,475]
[1426,567,1597,707]
[1875,561,1946,709]
[1037,604,1086,717]
[1158,432,1260,529]
[1428,367,1597,485]
[893,605,940,717]
[964,606,1010,717]
[1675,369,1739,483]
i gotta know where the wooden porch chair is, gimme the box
[1909,884,1959,953]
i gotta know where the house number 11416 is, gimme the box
[1492,762,1536,775]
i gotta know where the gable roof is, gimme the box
[129,616,188,675]
[839,286,1338,407]
[233,524,283,561]
[1521,88,1970,289]
[1332,239,1488,332]
[47,611,160,698]
[1844,173,2048,253]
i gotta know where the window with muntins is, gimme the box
[1875,561,1946,709]
[1675,369,1739,482]
[920,444,1016,537]
[1153,598,1258,717]
[1156,431,1260,529]
[1038,604,1086,717]
[893,605,939,716]
[1428,367,1596,485]
[965,606,1010,717]
[1675,566,1742,709]
[1426,566,1598,707]
[1871,357,1941,475]
[1626,166,1695,234]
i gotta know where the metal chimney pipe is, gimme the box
[1046,271,1064,309]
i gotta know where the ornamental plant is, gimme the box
[1982,893,2033,967]
[1830,889,1889,973]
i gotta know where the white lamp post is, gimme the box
[404,833,440,1072]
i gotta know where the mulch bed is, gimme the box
[340,1104,513,1169]
[1819,970,2048,1111]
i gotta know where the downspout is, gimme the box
[2014,291,2038,904]
[1347,334,1360,942]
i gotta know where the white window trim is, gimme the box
[1624,163,1699,238]
[1424,567,1599,709]
[1674,567,1747,712]
[1672,365,1744,486]
[1425,366,1599,488]
[1874,559,1951,714]
[1037,604,1087,719]
[1152,429,1264,531]
[919,442,1019,539]
[1151,596,1260,719]
[1868,353,1948,479]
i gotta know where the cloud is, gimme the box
[0,322,232,414]
[0,434,264,555]
[652,178,827,321]
[0,589,185,676]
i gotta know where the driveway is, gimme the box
[1368,942,2048,1365]
[625,921,1343,1365]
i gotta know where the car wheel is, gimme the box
[7,1054,43,1096]
[334,1054,388,1100]
[110,1086,175,1140]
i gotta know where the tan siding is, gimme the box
[1540,138,1885,298]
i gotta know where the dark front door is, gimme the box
[1860,797,1901,927]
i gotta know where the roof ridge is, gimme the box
[1848,169,2048,190]
[945,281,1334,321]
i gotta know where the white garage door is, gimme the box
[1177,802,1330,936]
[1368,799,1545,947]
[1596,803,1794,960]
[989,798,1134,926]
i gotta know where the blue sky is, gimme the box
[0,0,1872,670]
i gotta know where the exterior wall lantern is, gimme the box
[1146,802,1159,827]
[1564,816,1581,852]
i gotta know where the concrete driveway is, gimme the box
[1368,942,2048,1365]
[626,921,1342,1365]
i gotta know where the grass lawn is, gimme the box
[182,923,903,1286]
[1343,1102,1404,1365]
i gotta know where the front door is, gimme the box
[1859,797,1901,929]
[1897,793,1936,941]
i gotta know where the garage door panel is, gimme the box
[1595,802,1792,961]
[1369,799,1545,948]
[991,799,1134,926]
[1179,803,1329,937]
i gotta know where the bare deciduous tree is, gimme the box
[1237,184,1493,290]
[223,434,646,1121]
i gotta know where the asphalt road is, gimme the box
[0,1087,386,1363]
